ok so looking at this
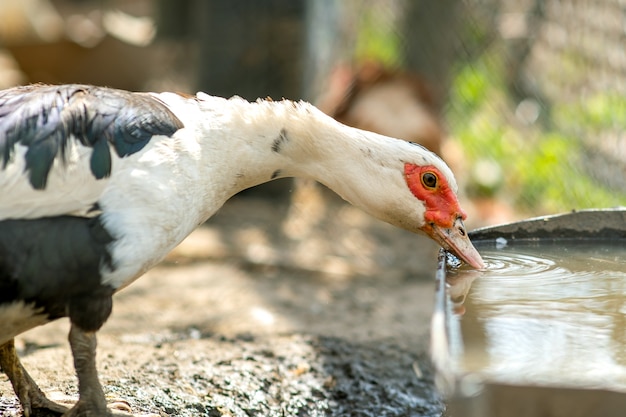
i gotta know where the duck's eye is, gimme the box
[421,171,438,189]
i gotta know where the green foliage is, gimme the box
[447,53,626,215]
[450,56,505,115]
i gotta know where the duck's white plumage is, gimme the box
[0,84,483,417]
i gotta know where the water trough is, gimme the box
[431,209,626,417]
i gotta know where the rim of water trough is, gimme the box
[469,208,626,244]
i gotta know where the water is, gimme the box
[447,242,626,391]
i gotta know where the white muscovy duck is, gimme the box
[0,84,483,417]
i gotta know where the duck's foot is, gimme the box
[60,400,130,416]
[26,396,155,417]
[59,399,160,416]
[0,339,69,417]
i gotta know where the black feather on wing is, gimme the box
[0,84,184,189]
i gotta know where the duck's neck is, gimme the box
[182,94,404,217]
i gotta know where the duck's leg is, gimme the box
[63,324,163,417]
[61,289,137,417]
[61,324,118,417]
[0,338,69,416]
[63,325,108,416]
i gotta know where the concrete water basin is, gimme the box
[431,209,626,417]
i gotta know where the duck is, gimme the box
[0,83,484,417]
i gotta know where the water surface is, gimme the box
[447,242,626,390]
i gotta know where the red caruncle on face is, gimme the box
[403,163,467,228]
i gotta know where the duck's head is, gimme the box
[328,135,484,269]
[402,160,484,269]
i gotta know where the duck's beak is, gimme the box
[425,217,485,269]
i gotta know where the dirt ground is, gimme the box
[0,182,452,417]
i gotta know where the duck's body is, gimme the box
[0,84,482,416]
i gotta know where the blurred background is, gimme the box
[1,0,625,226]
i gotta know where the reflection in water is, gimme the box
[445,266,479,315]
[447,243,626,390]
